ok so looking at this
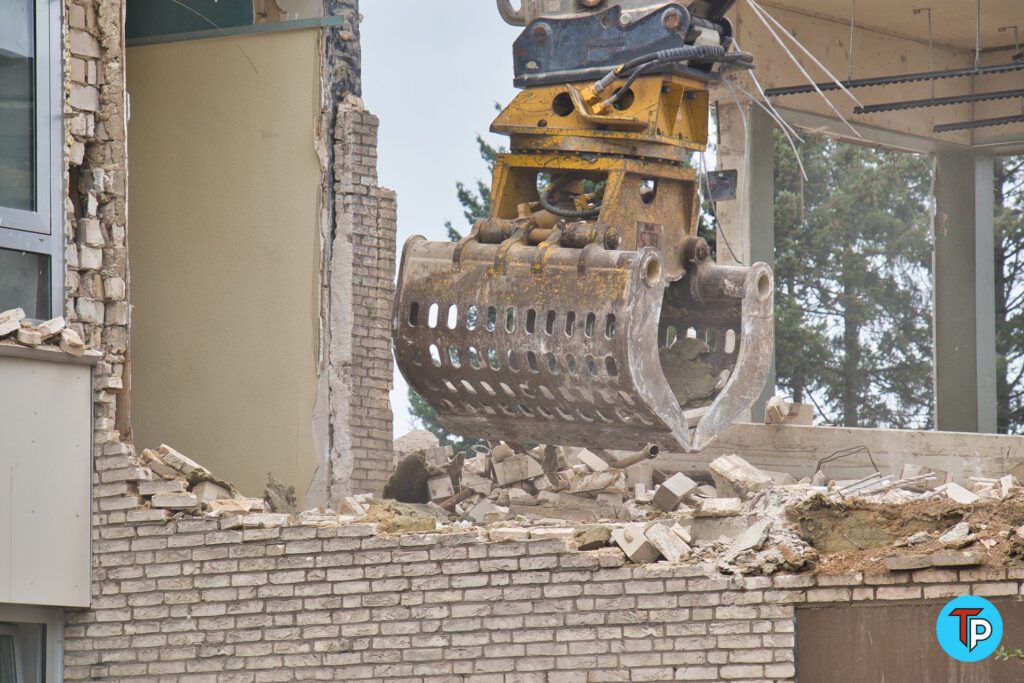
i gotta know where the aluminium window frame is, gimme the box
[0,0,65,320]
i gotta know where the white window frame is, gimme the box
[0,606,63,683]
[0,0,65,319]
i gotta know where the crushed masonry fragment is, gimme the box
[87,391,1024,578]
[0,308,91,357]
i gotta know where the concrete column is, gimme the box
[714,101,776,420]
[932,152,997,433]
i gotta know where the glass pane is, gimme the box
[0,248,49,319]
[0,634,18,683]
[0,0,35,211]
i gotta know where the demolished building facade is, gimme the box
[3,0,1024,681]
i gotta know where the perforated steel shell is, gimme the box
[393,236,693,450]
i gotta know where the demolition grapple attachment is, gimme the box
[393,1,773,452]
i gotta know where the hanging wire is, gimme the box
[745,0,863,139]
[698,149,744,265]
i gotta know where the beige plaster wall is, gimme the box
[126,29,323,497]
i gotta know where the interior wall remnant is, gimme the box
[125,30,324,497]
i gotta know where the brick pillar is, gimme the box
[328,99,396,501]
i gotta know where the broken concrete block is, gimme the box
[16,326,42,346]
[340,497,369,516]
[575,449,610,472]
[35,316,65,339]
[574,526,612,550]
[652,472,699,512]
[492,454,544,486]
[669,523,692,545]
[157,445,209,476]
[489,527,529,542]
[571,470,627,495]
[426,475,455,502]
[645,523,691,562]
[192,480,232,504]
[462,471,494,495]
[764,396,813,425]
[945,482,980,505]
[0,308,25,336]
[728,519,771,555]
[596,492,623,508]
[468,498,508,524]
[885,555,932,572]
[709,454,773,499]
[624,462,654,488]
[140,449,180,480]
[138,479,187,496]
[59,327,86,356]
[694,497,743,517]
[611,524,660,563]
[929,550,983,567]
[900,463,953,491]
[151,493,199,510]
[633,484,654,503]
[939,522,971,546]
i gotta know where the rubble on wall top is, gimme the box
[103,397,1024,578]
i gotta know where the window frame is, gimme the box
[0,606,63,683]
[0,0,65,320]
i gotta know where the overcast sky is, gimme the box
[361,1,521,436]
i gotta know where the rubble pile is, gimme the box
[0,308,87,355]
[100,410,1024,578]
[380,423,1024,576]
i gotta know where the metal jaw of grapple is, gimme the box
[393,233,773,452]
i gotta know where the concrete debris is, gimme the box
[645,522,691,562]
[939,521,972,546]
[348,430,1024,575]
[0,307,97,358]
[611,524,660,563]
[652,472,699,511]
[426,475,455,502]
[945,482,981,505]
[709,454,774,499]
[0,308,25,336]
[764,396,813,425]
[574,526,612,550]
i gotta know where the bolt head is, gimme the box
[663,10,682,31]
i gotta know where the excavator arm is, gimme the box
[393,1,773,453]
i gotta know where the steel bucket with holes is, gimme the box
[393,234,774,452]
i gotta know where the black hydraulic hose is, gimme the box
[538,186,602,220]
[620,43,726,73]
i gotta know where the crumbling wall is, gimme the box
[63,507,1024,681]
[66,0,134,464]
[326,100,396,502]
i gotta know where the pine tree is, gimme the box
[773,132,935,427]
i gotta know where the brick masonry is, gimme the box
[328,100,396,501]
[66,507,1024,682]
[62,0,394,504]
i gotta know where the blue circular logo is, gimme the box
[936,596,1004,662]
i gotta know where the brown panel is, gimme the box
[797,600,1024,682]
